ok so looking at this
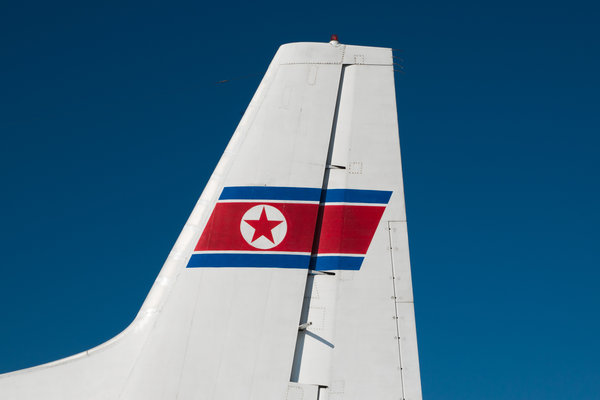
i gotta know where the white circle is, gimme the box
[240,205,288,249]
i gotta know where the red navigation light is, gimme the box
[330,34,339,42]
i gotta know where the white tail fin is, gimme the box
[0,41,422,400]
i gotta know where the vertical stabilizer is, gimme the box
[0,40,421,400]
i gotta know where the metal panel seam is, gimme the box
[387,220,407,400]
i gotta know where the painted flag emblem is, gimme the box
[186,186,392,270]
[240,205,287,249]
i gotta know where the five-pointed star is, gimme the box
[244,207,283,243]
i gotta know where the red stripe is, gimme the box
[316,205,386,254]
[195,202,319,252]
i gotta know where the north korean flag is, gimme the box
[187,186,391,270]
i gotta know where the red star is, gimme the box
[244,206,283,244]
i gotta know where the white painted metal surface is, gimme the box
[0,40,422,400]
[290,62,422,400]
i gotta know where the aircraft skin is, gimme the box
[0,39,422,400]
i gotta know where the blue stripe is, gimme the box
[323,189,392,204]
[309,255,365,271]
[187,253,311,269]
[219,186,322,202]
[220,186,392,204]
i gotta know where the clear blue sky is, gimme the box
[1,1,599,398]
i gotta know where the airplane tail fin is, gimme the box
[0,40,422,400]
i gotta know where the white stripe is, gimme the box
[319,202,387,207]
[311,253,365,258]
[193,250,312,256]
[218,199,319,204]
[217,200,385,206]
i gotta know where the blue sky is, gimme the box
[1,0,599,398]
